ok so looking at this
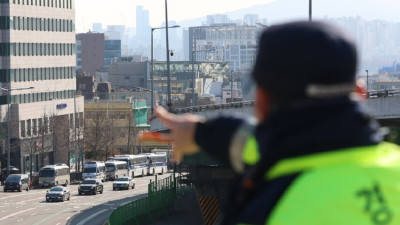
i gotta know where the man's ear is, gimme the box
[255,86,271,122]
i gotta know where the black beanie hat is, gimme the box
[252,21,358,99]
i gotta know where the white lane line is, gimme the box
[19,197,44,204]
[31,213,37,216]
[32,208,70,225]
[0,207,36,221]
[76,209,108,225]
[65,216,71,220]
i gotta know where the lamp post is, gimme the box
[151,25,180,114]
[365,70,369,92]
[164,0,172,112]
[309,0,312,21]
[0,85,34,177]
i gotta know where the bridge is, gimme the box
[151,89,400,130]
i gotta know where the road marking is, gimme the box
[0,207,36,221]
[18,197,44,204]
[76,209,108,225]
[32,208,70,225]
[65,216,71,220]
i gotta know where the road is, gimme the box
[0,174,170,225]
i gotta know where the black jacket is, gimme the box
[195,97,381,224]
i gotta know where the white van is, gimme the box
[82,161,106,181]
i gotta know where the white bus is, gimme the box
[39,164,70,188]
[105,160,128,180]
[113,155,148,177]
[131,155,149,177]
[146,153,168,176]
[113,155,135,169]
[82,161,106,181]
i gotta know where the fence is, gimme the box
[108,174,194,225]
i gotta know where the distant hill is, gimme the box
[177,0,400,27]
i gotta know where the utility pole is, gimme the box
[230,70,233,103]
[309,0,312,21]
[165,0,172,112]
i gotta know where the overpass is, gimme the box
[151,89,400,131]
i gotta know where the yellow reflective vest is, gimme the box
[239,141,400,225]
[260,142,400,225]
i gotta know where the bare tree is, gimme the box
[20,134,40,180]
[85,111,107,160]
[75,112,85,171]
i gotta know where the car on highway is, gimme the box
[78,178,103,195]
[46,186,70,202]
[112,177,135,190]
[4,174,30,192]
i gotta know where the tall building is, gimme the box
[76,32,105,76]
[105,25,125,40]
[104,39,121,68]
[205,14,231,25]
[92,23,103,33]
[189,24,260,72]
[0,0,84,173]
[135,6,150,48]
[243,14,259,26]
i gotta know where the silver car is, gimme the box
[113,177,135,190]
[46,186,70,202]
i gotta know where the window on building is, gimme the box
[38,118,42,133]
[20,120,25,137]
[32,119,37,135]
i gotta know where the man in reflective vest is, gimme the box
[156,21,400,225]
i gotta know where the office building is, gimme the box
[0,0,84,173]
[92,23,103,33]
[135,6,150,48]
[104,39,121,68]
[76,32,105,76]
[189,24,260,72]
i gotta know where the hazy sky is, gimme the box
[75,0,400,33]
[75,0,273,32]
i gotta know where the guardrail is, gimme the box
[172,101,255,114]
[108,174,194,225]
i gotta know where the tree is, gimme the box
[85,111,107,160]
[20,134,40,181]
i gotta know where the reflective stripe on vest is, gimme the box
[265,142,400,181]
[265,142,400,225]
[242,136,260,166]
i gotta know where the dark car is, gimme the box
[4,174,30,192]
[78,179,103,195]
[46,186,70,202]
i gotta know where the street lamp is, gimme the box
[365,70,369,92]
[0,85,34,177]
[164,0,173,112]
[151,25,180,114]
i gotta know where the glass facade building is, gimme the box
[104,40,121,68]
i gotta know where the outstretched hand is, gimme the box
[155,106,205,163]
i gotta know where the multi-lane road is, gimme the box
[0,174,170,225]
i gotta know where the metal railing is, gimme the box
[108,174,194,225]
